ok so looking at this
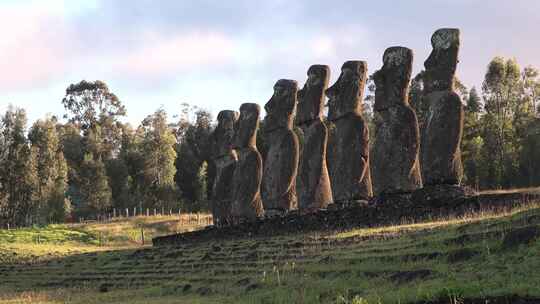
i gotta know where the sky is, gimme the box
[1,0,540,125]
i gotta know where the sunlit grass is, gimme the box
[0,204,539,304]
[334,200,540,240]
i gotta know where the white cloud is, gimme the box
[112,31,237,76]
[0,1,72,90]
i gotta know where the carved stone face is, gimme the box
[233,103,260,149]
[373,47,413,111]
[212,110,238,158]
[424,28,460,93]
[264,79,298,132]
[297,65,330,125]
[326,61,367,121]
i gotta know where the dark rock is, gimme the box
[262,79,300,213]
[389,269,432,284]
[98,283,112,293]
[245,251,258,261]
[182,284,192,292]
[296,65,333,211]
[447,248,479,263]
[245,283,261,292]
[501,226,539,250]
[152,190,540,247]
[412,184,475,207]
[236,278,251,286]
[209,110,239,226]
[326,61,373,202]
[196,286,212,296]
[372,47,422,195]
[201,252,212,261]
[319,256,335,264]
[230,103,264,222]
[421,28,464,186]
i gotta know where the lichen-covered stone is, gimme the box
[296,65,333,211]
[424,28,460,93]
[421,91,464,185]
[209,110,239,225]
[262,79,300,214]
[326,61,373,202]
[372,47,422,195]
[230,103,264,222]
[296,65,329,124]
[421,29,464,185]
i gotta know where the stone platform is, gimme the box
[152,188,540,246]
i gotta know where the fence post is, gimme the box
[161,206,164,216]
[154,208,157,216]
[134,207,137,217]
[113,208,116,218]
[146,208,149,217]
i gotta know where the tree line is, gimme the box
[0,81,213,227]
[1,56,540,227]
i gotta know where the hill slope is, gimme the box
[0,205,539,304]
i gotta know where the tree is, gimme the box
[28,117,70,223]
[62,80,126,160]
[481,57,524,188]
[62,80,126,130]
[521,66,540,117]
[408,71,429,132]
[173,105,214,209]
[79,153,112,214]
[140,108,178,209]
[0,106,37,226]
[58,123,84,212]
[461,87,483,188]
[466,86,482,113]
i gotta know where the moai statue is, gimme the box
[262,79,300,216]
[209,110,239,226]
[371,47,422,195]
[326,61,373,203]
[296,65,333,211]
[230,103,264,222]
[421,28,464,185]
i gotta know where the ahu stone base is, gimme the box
[153,189,540,246]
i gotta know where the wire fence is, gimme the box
[77,207,213,226]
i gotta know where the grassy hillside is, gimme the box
[0,205,539,304]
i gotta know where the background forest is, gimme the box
[1,56,540,227]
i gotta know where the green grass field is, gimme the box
[0,205,539,304]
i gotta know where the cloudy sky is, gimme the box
[1,0,539,125]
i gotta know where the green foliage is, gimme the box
[174,105,213,211]
[28,117,70,224]
[62,80,126,131]
[0,106,38,227]
[140,108,178,209]
[479,57,539,188]
[79,153,112,213]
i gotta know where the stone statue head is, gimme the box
[211,110,239,158]
[424,28,460,93]
[233,103,260,149]
[326,61,367,121]
[297,65,330,125]
[373,47,413,111]
[264,79,298,132]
